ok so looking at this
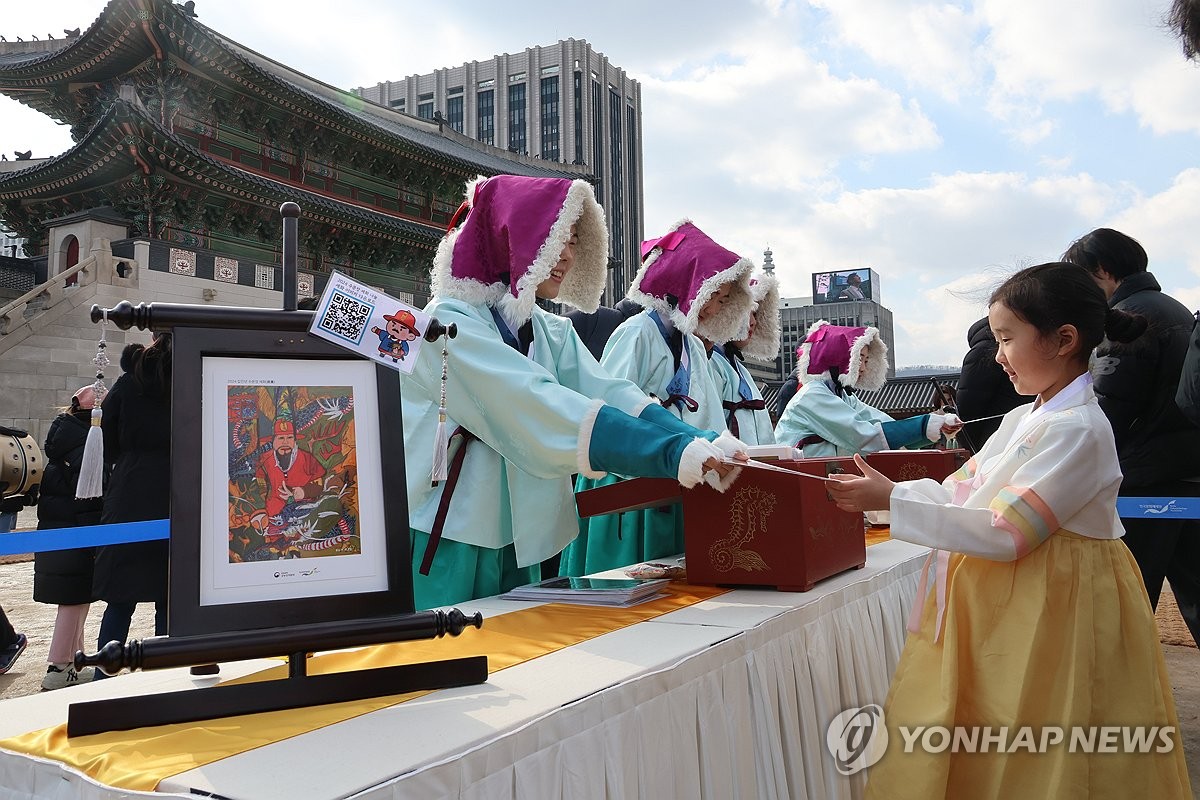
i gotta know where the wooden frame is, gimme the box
[168,326,412,636]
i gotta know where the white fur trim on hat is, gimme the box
[795,320,828,385]
[430,178,608,331]
[627,217,689,322]
[626,218,755,342]
[843,327,888,391]
[740,273,781,361]
[429,178,505,308]
[689,258,754,344]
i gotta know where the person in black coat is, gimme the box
[955,316,1027,452]
[1064,227,1200,648]
[1177,310,1200,427]
[564,298,644,362]
[93,333,172,661]
[776,364,800,421]
[34,385,104,689]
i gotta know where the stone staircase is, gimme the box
[0,241,147,442]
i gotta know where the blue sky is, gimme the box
[3,0,1200,367]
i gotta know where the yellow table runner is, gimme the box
[866,525,891,547]
[1,534,893,791]
[0,583,729,792]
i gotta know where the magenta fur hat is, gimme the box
[737,273,781,361]
[627,219,754,342]
[429,175,608,330]
[796,320,888,391]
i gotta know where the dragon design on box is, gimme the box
[709,486,777,573]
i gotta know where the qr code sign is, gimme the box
[319,290,374,344]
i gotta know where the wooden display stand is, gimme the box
[68,203,484,737]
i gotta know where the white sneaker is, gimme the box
[41,664,94,691]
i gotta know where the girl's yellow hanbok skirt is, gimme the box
[866,531,1193,799]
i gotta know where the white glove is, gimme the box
[677,436,743,493]
[710,430,750,460]
[926,413,963,441]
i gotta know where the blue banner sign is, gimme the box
[1115,497,1200,519]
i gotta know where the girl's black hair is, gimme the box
[989,262,1147,358]
[1061,228,1148,281]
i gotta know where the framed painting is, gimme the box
[169,326,412,636]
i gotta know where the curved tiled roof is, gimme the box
[0,100,443,247]
[855,373,961,418]
[0,0,589,183]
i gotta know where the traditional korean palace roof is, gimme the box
[0,0,581,181]
[856,373,961,419]
[0,0,587,286]
[0,100,440,251]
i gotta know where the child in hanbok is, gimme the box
[402,177,745,609]
[827,262,1193,799]
[708,273,780,445]
[774,320,959,455]
[562,220,755,576]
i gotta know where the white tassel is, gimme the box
[76,408,104,499]
[431,343,450,483]
[431,415,450,483]
[76,310,110,500]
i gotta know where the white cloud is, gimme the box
[981,0,1200,135]
[810,0,986,101]
[3,0,1200,367]
[642,47,940,192]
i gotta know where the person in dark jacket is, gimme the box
[955,316,1027,452]
[34,385,104,690]
[776,364,800,421]
[1063,227,1200,647]
[564,298,644,362]
[1178,310,1200,427]
[93,333,172,665]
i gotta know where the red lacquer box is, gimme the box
[864,448,969,482]
[575,457,868,592]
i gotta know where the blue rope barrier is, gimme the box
[1115,497,1200,520]
[0,519,169,556]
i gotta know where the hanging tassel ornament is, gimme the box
[431,341,450,484]
[75,311,110,499]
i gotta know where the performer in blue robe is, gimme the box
[403,177,747,608]
[708,273,781,445]
[563,220,756,577]
[774,321,959,456]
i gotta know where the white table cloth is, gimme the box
[0,540,928,800]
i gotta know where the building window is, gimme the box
[448,85,463,95]
[609,88,624,262]
[417,92,434,120]
[591,79,603,193]
[446,95,464,133]
[508,82,527,154]
[477,89,494,145]
[388,98,405,109]
[509,72,527,83]
[540,75,560,161]
[478,78,494,89]
[627,103,638,268]
[574,71,583,163]
[541,65,560,75]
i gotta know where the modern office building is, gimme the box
[357,39,644,305]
